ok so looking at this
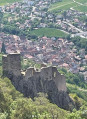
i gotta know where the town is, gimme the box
[0,0,87,79]
[0,0,87,119]
[0,0,87,37]
[0,32,87,75]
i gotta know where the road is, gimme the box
[63,21,83,33]
[73,0,83,5]
[74,32,87,38]
[62,21,87,38]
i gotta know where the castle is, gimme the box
[2,53,74,110]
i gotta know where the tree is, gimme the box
[0,11,3,31]
[63,11,67,20]
[1,42,6,54]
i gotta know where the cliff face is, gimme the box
[2,53,74,110]
[8,73,74,111]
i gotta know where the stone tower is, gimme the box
[2,53,21,77]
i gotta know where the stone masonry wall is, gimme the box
[24,66,67,92]
[2,53,21,77]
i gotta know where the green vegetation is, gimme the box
[67,83,87,102]
[0,75,87,119]
[49,0,76,12]
[1,42,6,54]
[0,11,3,31]
[75,0,87,4]
[21,58,41,70]
[67,36,87,54]
[0,77,68,119]
[29,28,67,38]
[0,0,22,6]
[0,55,87,118]
[74,5,87,12]
[58,68,87,102]
[49,2,78,13]
[58,68,87,118]
[0,54,2,76]
[78,16,87,22]
[67,105,87,119]
[49,0,87,13]
[58,68,87,88]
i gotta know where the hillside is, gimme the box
[0,54,87,118]
[0,0,22,6]
[49,0,87,13]
[0,54,67,119]
[0,77,68,119]
[0,53,87,118]
[0,0,87,118]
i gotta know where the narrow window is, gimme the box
[54,72,56,77]
[32,70,33,75]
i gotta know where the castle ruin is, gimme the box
[2,53,74,110]
[2,53,21,77]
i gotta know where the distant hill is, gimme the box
[0,0,22,6]
[49,0,87,13]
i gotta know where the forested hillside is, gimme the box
[0,54,87,119]
[0,77,68,119]
[0,0,87,118]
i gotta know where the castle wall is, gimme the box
[25,67,35,80]
[2,53,21,77]
[24,66,53,81]
[24,66,66,92]
[40,66,52,80]
[52,67,67,92]
[8,54,21,76]
[2,55,8,76]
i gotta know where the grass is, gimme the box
[49,0,73,12]
[0,0,22,6]
[74,5,87,12]
[67,83,87,102]
[49,0,87,13]
[29,28,67,38]
[75,0,87,4]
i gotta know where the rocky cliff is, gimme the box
[7,72,74,111]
